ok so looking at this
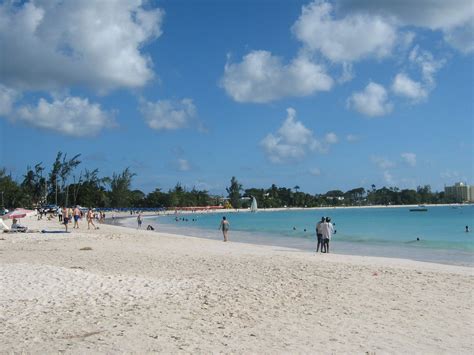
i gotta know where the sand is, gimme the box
[0,215,473,354]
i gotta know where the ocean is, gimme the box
[123,205,474,266]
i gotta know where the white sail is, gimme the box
[250,197,258,212]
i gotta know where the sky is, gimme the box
[0,0,473,196]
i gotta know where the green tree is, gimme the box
[0,169,23,208]
[59,153,81,206]
[109,168,135,207]
[226,176,242,208]
[21,163,46,206]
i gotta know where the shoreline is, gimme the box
[1,215,473,353]
[103,202,473,218]
[116,216,474,271]
[114,208,474,268]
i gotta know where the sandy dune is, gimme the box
[0,216,472,353]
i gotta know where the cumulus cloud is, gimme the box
[372,156,395,169]
[0,85,20,116]
[140,98,197,131]
[401,152,417,167]
[340,0,474,53]
[0,0,163,92]
[408,46,445,86]
[292,1,397,62]
[347,82,393,117]
[221,51,333,103]
[260,108,322,163]
[12,96,114,136]
[444,20,474,54]
[392,46,444,101]
[391,73,427,101]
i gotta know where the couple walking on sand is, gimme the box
[316,217,335,253]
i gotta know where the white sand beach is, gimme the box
[1,215,473,353]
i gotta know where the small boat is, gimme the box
[409,207,428,212]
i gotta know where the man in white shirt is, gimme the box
[321,217,334,253]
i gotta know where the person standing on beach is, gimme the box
[219,216,230,242]
[73,206,81,229]
[316,217,325,253]
[321,217,335,253]
[87,208,97,230]
[62,206,69,232]
[58,207,63,222]
[137,213,143,229]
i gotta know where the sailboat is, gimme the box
[250,196,258,213]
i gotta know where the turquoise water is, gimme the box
[141,205,474,266]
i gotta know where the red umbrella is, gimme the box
[3,209,28,219]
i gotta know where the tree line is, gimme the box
[0,152,459,210]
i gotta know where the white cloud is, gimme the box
[347,82,393,117]
[12,96,114,136]
[221,51,333,103]
[261,108,322,163]
[444,20,474,54]
[0,85,20,116]
[140,99,197,131]
[392,46,444,101]
[372,156,395,169]
[392,73,427,101]
[440,170,461,180]
[340,0,474,53]
[338,62,355,83]
[346,134,359,142]
[383,171,395,185]
[324,132,338,144]
[177,159,191,172]
[292,1,397,62]
[401,152,417,167]
[0,0,163,91]
[408,46,444,86]
[309,168,321,176]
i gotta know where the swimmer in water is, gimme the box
[466,225,470,232]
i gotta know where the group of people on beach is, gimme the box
[59,206,100,232]
[217,215,336,253]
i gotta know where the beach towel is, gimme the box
[41,230,70,234]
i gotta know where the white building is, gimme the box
[444,182,474,202]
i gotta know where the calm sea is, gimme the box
[125,205,474,266]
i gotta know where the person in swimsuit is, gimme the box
[137,213,143,229]
[219,216,230,242]
[87,208,97,230]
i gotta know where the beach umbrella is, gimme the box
[2,208,33,219]
[3,210,26,219]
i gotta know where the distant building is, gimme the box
[444,182,474,202]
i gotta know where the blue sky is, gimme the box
[0,0,473,195]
